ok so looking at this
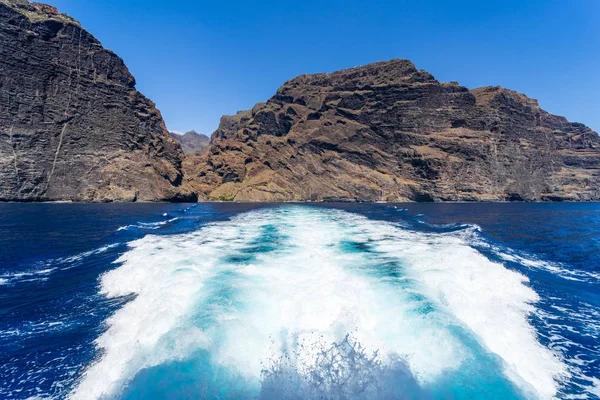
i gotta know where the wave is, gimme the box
[0,243,119,285]
[413,220,600,398]
[116,217,179,232]
[0,320,66,340]
[71,206,567,400]
[493,250,600,283]
[428,220,600,285]
[0,267,56,285]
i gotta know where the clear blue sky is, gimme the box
[50,0,599,135]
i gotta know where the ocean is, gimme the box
[0,202,599,400]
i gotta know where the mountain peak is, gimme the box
[280,59,436,93]
[191,59,600,202]
[169,130,209,154]
[0,0,80,25]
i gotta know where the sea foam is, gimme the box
[71,207,566,400]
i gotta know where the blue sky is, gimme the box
[50,0,599,134]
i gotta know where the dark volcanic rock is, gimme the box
[190,59,600,202]
[0,0,191,202]
[169,130,209,154]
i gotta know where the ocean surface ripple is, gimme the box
[0,202,599,400]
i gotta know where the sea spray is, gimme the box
[71,206,566,400]
[259,334,425,400]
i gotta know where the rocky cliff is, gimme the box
[169,130,209,154]
[188,59,600,202]
[0,0,190,202]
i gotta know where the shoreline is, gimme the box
[1,199,600,205]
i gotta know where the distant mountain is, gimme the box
[187,59,600,202]
[0,0,192,202]
[169,130,210,154]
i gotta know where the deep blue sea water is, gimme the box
[0,202,599,400]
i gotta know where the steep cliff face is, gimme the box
[189,59,600,202]
[0,0,190,202]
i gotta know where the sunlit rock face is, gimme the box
[0,0,191,202]
[190,59,599,202]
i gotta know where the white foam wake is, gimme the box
[70,207,566,399]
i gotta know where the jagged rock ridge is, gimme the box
[0,0,191,202]
[169,130,209,154]
[188,59,600,202]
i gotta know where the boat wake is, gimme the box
[71,206,573,399]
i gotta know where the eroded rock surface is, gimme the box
[0,0,190,202]
[169,130,209,154]
[189,59,599,202]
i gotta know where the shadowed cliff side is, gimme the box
[186,59,600,202]
[0,0,193,202]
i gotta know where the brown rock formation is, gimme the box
[0,0,192,202]
[169,130,210,154]
[189,59,600,202]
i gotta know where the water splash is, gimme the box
[259,335,424,400]
[71,206,567,400]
